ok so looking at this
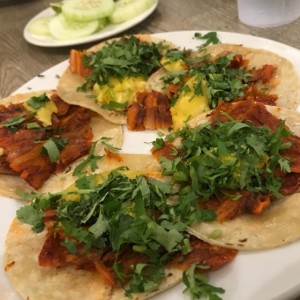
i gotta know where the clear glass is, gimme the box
[237,0,300,27]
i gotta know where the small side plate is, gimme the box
[23,0,158,47]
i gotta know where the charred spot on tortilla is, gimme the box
[239,239,248,243]
[4,261,15,272]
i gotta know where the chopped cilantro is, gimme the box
[16,169,216,296]
[79,35,166,90]
[61,239,78,254]
[41,138,68,163]
[183,263,225,300]
[151,137,165,151]
[162,48,250,108]
[194,31,221,48]
[72,140,102,176]
[3,116,26,132]
[72,137,120,176]
[26,122,40,129]
[208,229,222,239]
[16,205,44,232]
[155,119,292,200]
[101,137,121,152]
[27,93,50,110]
[101,101,128,111]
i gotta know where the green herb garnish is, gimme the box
[72,140,103,176]
[194,31,221,48]
[41,138,68,163]
[101,101,128,111]
[27,93,50,110]
[3,116,26,132]
[26,122,40,129]
[72,137,120,176]
[162,48,250,108]
[183,263,225,300]
[16,168,220,297]
[155,119,292,200]
[79,35,166,91]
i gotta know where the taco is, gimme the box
[4,169,237,300]
[151,100,300,250]
[0,90,123,199]
[56,34,174,127]
[147,43,300,130]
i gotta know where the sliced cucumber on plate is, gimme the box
[29,16,52,36]
[49,2,63,14]
[27,0,156,42]
[62,0,115,22]
[49,15,106,40]
[109,0,156,24]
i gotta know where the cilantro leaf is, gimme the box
[61,239,78,254]
[72,140,103,176]
[27,93,50,110]
[3,116,26,132]
[155,119,292,201]
[26,122,40,129]
[16,206,44,232]
[101,101,128,111]
[183,263,225,300]
[41,138,68,163]
[194,31,221,49]
[81,35,165,89]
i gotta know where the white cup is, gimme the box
[237,0,300,27]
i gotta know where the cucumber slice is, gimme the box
[109,0,155,24]
[50,2,63,14]
[28,16,52,36]
[62,0,115,22]
[49,15,99,40]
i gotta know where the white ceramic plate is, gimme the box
[1,31,300,300]
[23,0,158,47]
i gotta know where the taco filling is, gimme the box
[57,35,173,128]
[58,34,299,131]
[149,45,292,130]
[0,92,93,189]
[0,91,123,198]
[143,41,299,130]
[151,100,300,249]
[5,170,236,300]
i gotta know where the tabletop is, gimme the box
[1,0,300,299]
[2,0,300,99]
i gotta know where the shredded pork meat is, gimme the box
[0,93,93,189]
[153,101,300,221]
[127,91,173,130]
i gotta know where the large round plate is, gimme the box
[2,31,300,300]
[23,0,158,47]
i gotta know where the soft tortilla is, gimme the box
[148,44,300,110]
[205,44,300,110]
[4,218,182,300]
[0,91,123,199]
[57,35,174,125]
[188,104,300,250]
